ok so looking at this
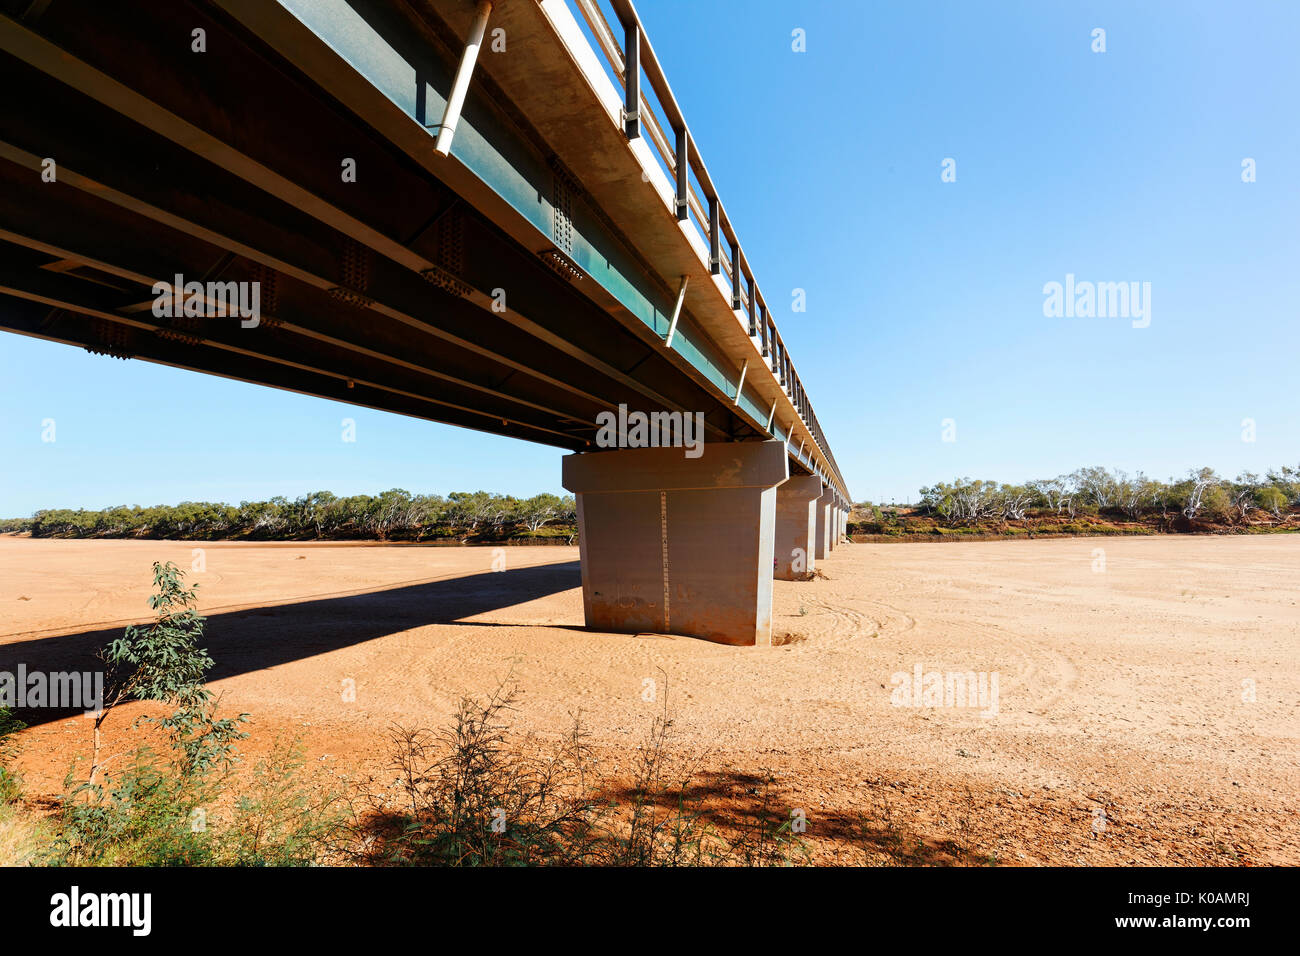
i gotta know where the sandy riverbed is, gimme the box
[2,534,1296,864]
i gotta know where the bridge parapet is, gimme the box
[563,0,847,500]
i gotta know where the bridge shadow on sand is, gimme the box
[1,560,581,729]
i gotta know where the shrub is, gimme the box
[45,561,348,867]
[90,561,248,786]
[0,707,24,805]
[0,800,42,866]
[218,739,353,866]
[367,682,803,867]
[1257,486,1289,518]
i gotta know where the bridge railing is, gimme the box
[566,0,841,489]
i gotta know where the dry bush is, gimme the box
[362,681,804,867]
[0,801,43,866]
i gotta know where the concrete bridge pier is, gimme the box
[815,488,834,561]
[773,475,822,580]
[562,440,788,646]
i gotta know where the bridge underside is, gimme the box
[0,0,849,646]
[0,1,762,451]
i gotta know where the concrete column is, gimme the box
[562,440,788,646]
[829,505,839,551]
[814,487,833,560]
[774,475,821,580]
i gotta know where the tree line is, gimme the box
[6,464,1298,541]
[910,464,1300,527]
[2,489,577,541]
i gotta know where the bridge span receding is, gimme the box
[0,0,851,645]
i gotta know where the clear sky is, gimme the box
[1,0,1296,515]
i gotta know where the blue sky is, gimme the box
[2,0,1296,514]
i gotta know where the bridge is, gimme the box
[0,0,851,645]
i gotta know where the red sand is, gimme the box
[2,535,1296,864]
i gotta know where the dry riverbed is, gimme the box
[2,535,1296,865]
